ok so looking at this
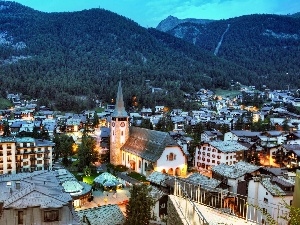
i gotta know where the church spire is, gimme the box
[112,81,128,117]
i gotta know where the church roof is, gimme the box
[121,127,179,162]
[111,81,128,118]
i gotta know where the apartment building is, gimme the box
[195,140,248,170]
[0,137,54,174]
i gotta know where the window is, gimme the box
[207,148,211,151]
[144,162,148,169]
[139,160,141,168]
[44,210,59,222]
[212,160,215,163]
[212,154,215,158]
[203,152,206,156]
[262,208,267,214]
[266,192,268,195]
[18,211,24,224]
[217,161,220,164]
[203,147,206,150]
[207,159,210,162]
[168,153,174,161]
[226,156,228,160]
[37,160,42,164]
[230,156,232,159]
[207,153,210,157]
[263,198,268,203]
[7,144,11,149]
[121,131,124,136]
[0,145,2,150]
[127,155,129,163]
[202,158,205,161]
[123,153,124,161]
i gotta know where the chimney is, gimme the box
[15,181,21,190]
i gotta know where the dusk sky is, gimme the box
[12,0,300,28]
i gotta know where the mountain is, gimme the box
[158,14,300,89]
[0,1,259,111]
[156,15,213,32]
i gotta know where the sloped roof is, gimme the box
[77,204,125,225]
[146,171,173,187]
[212,161,260,179]
[94,172,119,187]
[122,127,180,162]
[209,140,248,153]
[185,173,222,190]
[0,170,72,209]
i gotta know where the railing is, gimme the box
[174,179,290,225]
[174,178,209,225]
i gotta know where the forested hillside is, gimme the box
[0,1,289,112]
[159,14,300,90]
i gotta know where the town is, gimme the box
[0,82,300,225]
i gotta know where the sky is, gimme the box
[11,0,300,28]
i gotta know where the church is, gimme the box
[110,82,187,177]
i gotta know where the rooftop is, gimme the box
[209,140,248,153]
[212,161,259,179]
[76,204,125,225]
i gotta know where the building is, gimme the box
[0,170,80,225]
[194,140,248,170]
[212,161,260,194]
[0,137,54,175]
[110,82,187,177]
[247,175,294,224]
[0,137,16,175]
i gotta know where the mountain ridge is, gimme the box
[0,1,298,111]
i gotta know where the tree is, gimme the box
[140,118,153,130]
[124,184,154,225]
[53,134,74,165]
[93,112,99,128]
[2,121,11,137]
[155,116,173,132]
[77,132,98,171]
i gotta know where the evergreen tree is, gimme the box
[140,118,153,130]
[125,184,154,225]
[2,121,10,137]
[77,132,98,171]
[93,112,99,128]
[53,134,74,165]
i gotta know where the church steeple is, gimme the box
[110,81,129,166]
[111,81,128,118]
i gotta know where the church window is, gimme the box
[113,131,114,135]
[121,131,124,136]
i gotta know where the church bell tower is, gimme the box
[110,81,129,165]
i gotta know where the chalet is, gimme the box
[0,171,80,225]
